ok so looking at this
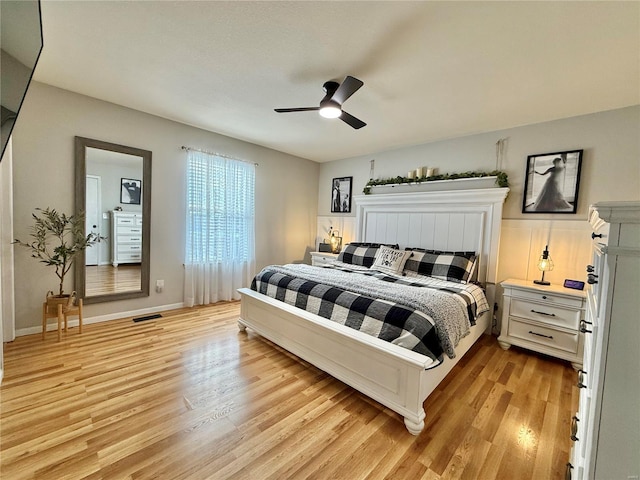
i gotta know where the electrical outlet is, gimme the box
[156,280,164,293]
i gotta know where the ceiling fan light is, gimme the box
[319,105,341,119]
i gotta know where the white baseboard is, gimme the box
[16,302,186,337]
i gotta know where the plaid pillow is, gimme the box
[336,242,399,268]
[403,248,477,283]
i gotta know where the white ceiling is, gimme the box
[33,1,639,163]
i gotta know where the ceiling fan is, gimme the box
[274,76,366,129]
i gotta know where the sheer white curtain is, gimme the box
[184,150,255,306]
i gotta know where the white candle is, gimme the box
[415,167,423,178]
[426,168,434,177]
[407,170,415,179]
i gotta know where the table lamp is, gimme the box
[533,245,554,285]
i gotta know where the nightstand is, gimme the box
[310,251,339,266]
[498,278,586,370]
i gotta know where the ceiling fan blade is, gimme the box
[274,107,320,113]
[340,111,366,129]
[332,76,364,105]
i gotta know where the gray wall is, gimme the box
[12,82,319,331]
[1,51,32,149]
[318,106,640,219]
[318,106,640,290]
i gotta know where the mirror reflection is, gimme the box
[85,147,143,296]
[74,137,151,304]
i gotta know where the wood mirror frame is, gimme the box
[74,136,152,304]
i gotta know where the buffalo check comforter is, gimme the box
[251,263,490,368]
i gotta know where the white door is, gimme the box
[85,175,101,266]
[1,139,16,362]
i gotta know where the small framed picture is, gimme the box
[121,178,142,205]
[522,149,583,214]
[331,176,353,213]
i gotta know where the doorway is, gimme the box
[85,175,101,266]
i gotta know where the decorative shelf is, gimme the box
[367,176,499,194]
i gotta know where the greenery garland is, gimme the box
[363,170,509,194]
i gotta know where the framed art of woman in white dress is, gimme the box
[522,150,583,214]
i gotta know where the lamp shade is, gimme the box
[538,255,554,272]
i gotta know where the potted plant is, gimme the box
[14,207,103,311]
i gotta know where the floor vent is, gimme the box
[133,314,163,323]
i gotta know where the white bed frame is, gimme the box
[238,188,509,434]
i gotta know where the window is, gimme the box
[184,149,255,305]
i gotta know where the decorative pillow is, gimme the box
[336,242,399,267]
[370,245,412,276]
[403,248,477,283]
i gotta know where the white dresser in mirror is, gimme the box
[110,211,143,267]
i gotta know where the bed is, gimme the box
[238,187,509,434]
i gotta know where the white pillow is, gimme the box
[370,245,412,276]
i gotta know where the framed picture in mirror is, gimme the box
[121,178,142,205]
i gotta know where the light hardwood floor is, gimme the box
[0,302,578,479]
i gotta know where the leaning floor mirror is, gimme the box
[74,136,152,304]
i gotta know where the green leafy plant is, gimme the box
[363,170,509,194]
[13,207,103,296]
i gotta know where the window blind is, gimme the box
[185,150,255,264]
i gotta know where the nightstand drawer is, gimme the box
[510,288,584,309]
[508,318,579,354]
[510,298,581,330]
[310,252,339,266]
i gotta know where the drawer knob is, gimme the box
[586,265,595,273]
[577,369,587,389]
[528,330,553,340]
[531,309,556,317]
[565,462,573,480]
[587,274,598,285]
[591,232,603,239]
[570,416,579,441]
[579,320,593,334]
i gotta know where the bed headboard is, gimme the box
[353,188,509,307]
